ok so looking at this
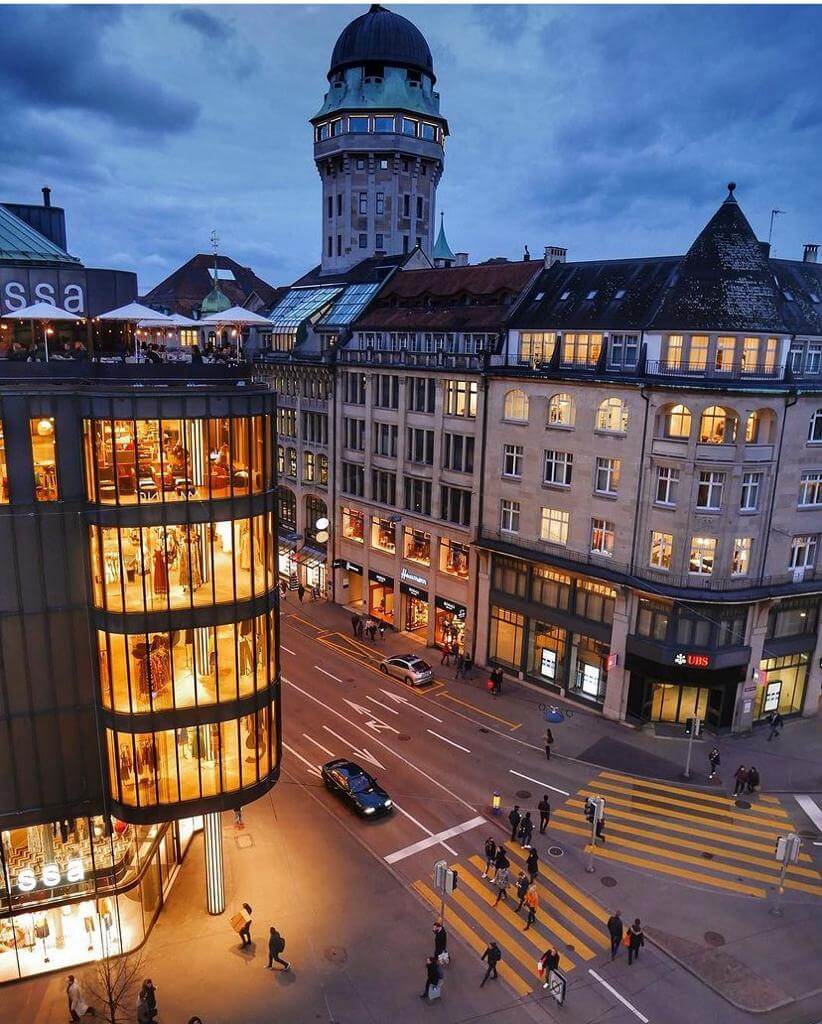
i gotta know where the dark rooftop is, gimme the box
[329,4,434,81]
[142,253,285,318]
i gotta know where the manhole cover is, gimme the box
[704,932,725,947]
[701,851,714,860]
[397,733,411,741]
[516,790,532,800]
[235,834,253,849]
[324,946,348,965]
[601,876,617,888]
[735,799,752,809]
[548,847,564,858]
[479,727,490,734]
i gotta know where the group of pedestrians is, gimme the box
[732,764,761,797]
[235,903,292,972]
[351,612,385,643]
[486,666,504,696]
[64,973,159,1022]
[420,920,449,999]
[606,910,645,966]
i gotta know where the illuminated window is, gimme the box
[286,448,297,478]
[666,335,684,368]
[519,331,555,364]
[342,507,364,543]
[547,393,575,427]
[503,389,529,422]
[445,380,478,418]
[731,537,752,576]
[540,507,569,545]
[663,404,691,439]
[371,517,396,554]
[689,536,716,575]
[403,527,430,565]
[715,336,736,371]
[595,457,620,495]
[799,471,822,508]
[688,335,709,371]
[277,486,296,531]
[596,397,628,433]
[650,531,673,570]
[699,406,737,444]
[30,418,58,501]
[590,517,615,556]
[303,451,315,482]
[562,332,602,366]
[439,538,469,578]
[0,420,7,502]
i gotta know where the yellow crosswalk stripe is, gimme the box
[554,808,822,881]
[448,886,546,982]
[563,799,815,863]
[412,881,532,997]
[587,779,791,831]
[502,845,609,923]
[581,844,767,898]
[596,770,791,818]
[468,855,604,954]
[552,825,822,895]
[578,788,784,841]
[456,864,576,970]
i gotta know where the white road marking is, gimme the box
[316,666,343,683]
[385,815,487,864]
[282,741,321,778]
[795,794,822,832]
[588,969,649,1023]
[343,697,400,734]
[322,725,387,771]
[379,688,443,723]
[302,733,335,758]
[509,769,569,797]
[392,803,458,857]
[281,645,296,655]
[427,729,471,754]
[365,694,400,715]
[283,677,476,812]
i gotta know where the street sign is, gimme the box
[775,834,801,864]
[547,968,567,1005]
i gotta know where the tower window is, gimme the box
[316,123,329,142]
[407,69,421,86]
[416,196,423,220]
[337,235,342,256]
[416,236,422,248]
[376,233,384,249]
[401,158,409,172]
[374,115,394,133]
[376,193,385,215]
[421,163,427,176]
[327,236,333,257]
[402,118,418,137]
[403,235,409,254]
[364,62,384,83]
[356,157,366,171]
[330,119,342,137]
[359,192,368,215]
[359,233,368,248]
[379,157,389,170]
[349,115,369,133]
[421,123,437,142]
[327,196,332,219]
[403,194,410,218]
[336,194,342,216]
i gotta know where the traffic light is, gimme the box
[585,796,605,824]
[434,861,458,894]
[445,867,458,894]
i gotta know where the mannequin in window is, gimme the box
[119,745,133,783]
[179,528,203,592]
[152,546,168,595]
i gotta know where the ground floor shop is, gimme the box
[752,652,811,721]
[625,651,746,730]
[278,543,327,595]
[0,815,198,982]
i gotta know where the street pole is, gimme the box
[683,715,700,780]
[586,811,597,872]
[771,855,788,917]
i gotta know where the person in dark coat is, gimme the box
[190,344,203,364]
[297,584,305,603]
[767,710,784,740]
[514,870,530,912]
[518,811,534,848]
[708,747,721,779]
[746,766,760,793]
[480,941,501,986]
[140,979,157,1020]
[544,727,554,761]
[351,612,361,637]
[493,847,509,872]
[482,837,497,878]
[539,947,559,987]
[433,921,448,959]
[420,956,441,998]
[526,847,539,881]
[508,805,521,842]
[538,795,551,834]
[627,919,645,965]
[606,910,624,960]
[238,902,252,946]
[267,926,291,971]
[733,765,748,797]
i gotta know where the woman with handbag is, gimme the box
[626,919,645,965]
[538,947,559,987]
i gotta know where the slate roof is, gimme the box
[0,204,81,266]
[329,4,434,81]
[293,252,409,288]
[769,258,822,335]
[142,254,283,317]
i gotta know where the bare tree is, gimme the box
[83,948,147,1024]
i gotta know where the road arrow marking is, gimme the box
[365,694,400,714]
[322,725,386,771]
[343,698,399,734]
[379,688,443,723]
[316,666,343,683]
[282,741,322,778]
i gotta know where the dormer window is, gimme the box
[364,62,384,83]
[407,69,422,87]
[329,119,342,137]
[402,117,418,137]
[374,115,395,133]
[349,115,369,133]
[421,123,438,142]
[315,123,330,142]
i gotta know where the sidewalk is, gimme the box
[285,596,822,795]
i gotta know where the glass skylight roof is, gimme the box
[268,285,343,328]
[320,283,381,326]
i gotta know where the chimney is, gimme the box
[543,245,567,269]
[523,245,531,262]
[42,186,51,208]
[804,243,819,264]
[454,252,469,267]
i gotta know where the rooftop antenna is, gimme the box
[210,229,220,285]
[768,209,785,251]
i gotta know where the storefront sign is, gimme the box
[17,859,85,892]
[674,651,711,669]
[0,267,87,314]
[368,569,393,586]
[333,559,362,574]
[435,596,467,620]
[400,566,428,589]
[763,681,781,713]
[400,581,427,599]
[540,648,557,680]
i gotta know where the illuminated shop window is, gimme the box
[0,419,8,502]
[30,417,58,501]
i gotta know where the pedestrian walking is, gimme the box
[746,766,761,793]
[267,926,291,971]
[378,622,386,642]
[526,846,539,881]
[508,804,521,842]
[280,579,287,599]
[137,995,152,1024]
[463,653,473,678]
[433,921,448,963]
[494,847,509,872]
[595,813,606,843]
[311,584,319,601]
[493,667,503,695]
[708,747,721,779]
[767,710,784,741]
[480,941,502,986]
[368,621,377,643]
[441,644,451,666]
[492,865,510,905]
[606,910,623,960]
[518,811,534,849]
[455,652,466,679]
[482,837,497,878]
[544,727,554,761]
[420,956,442,999]
[514,870,530,911]
[523,884,538,931]
[238,902,253,946]
[297,583,305,603]
[140,979,158,1021]
[538,794,551,834]
[451,640,460,664]
[234,802,244,828]
[351,612,361,637]
[733,765,748,797]
[66,975,89,1021]
[538,947,559,987]
[626,919,645,965]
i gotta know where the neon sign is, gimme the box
[674,652,710,669]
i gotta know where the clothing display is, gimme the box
[152,548,168,595]
[179,531,203,591]
[239,636,254,676]
[240,521,251,571]
[119,746,133,782]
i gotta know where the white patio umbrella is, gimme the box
[98,302,171,358]
[201,306,272,356]
[2,301,84,361]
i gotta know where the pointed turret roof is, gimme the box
[433,213,455,264]
[649,183,788,333]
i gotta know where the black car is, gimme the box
[321,759,393,817]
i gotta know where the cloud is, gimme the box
[174,7,227,40]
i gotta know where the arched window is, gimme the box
[745,409,775,445]
[596,397,629,433]
[809,408,822,443]
[663,404,691,439]
[277,486,297,532]
[547,393,575,427]
[503,389,529,422]
[699,406,738,444]
[306,495,328,546]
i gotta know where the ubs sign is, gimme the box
[0,267,86,315]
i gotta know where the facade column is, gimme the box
[602,591,631,722]
[733,600,770,734]
[203,811,225,915]
[473,550,491,669]
[802,623,822,719]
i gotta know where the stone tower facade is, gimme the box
[311,4,448,274]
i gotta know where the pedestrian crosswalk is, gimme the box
[413,842,610,996]
[550,769,822,900]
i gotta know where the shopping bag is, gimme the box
[230,912,246,934]
[437,951,450,966]
[428,984,441,1001]
[623,933,631,947]
[486,679,495,692]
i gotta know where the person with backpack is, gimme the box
[514,870,530,912]
[626,919,645,966]
[508,805,521,842]
[480,941,502,986]
[708,747,721,780]
[538,794,551,834]
[482,837,497,878]
[267,926,291,971]
[518,811,534,849]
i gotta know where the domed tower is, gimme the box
[312,4,448,274]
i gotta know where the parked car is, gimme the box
[378,654,434,687]
[321,758,393,817]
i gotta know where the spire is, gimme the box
[201,229,231,316]
[433,212,456,266]
[723,181,737,205]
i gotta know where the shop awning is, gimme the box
[296,546,327,569]
[278,531,300,550]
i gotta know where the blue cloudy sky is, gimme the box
[3,4,821,291]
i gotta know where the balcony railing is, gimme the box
[337,348,484,370]
[645,359,784,380]
[0,360,254,386]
